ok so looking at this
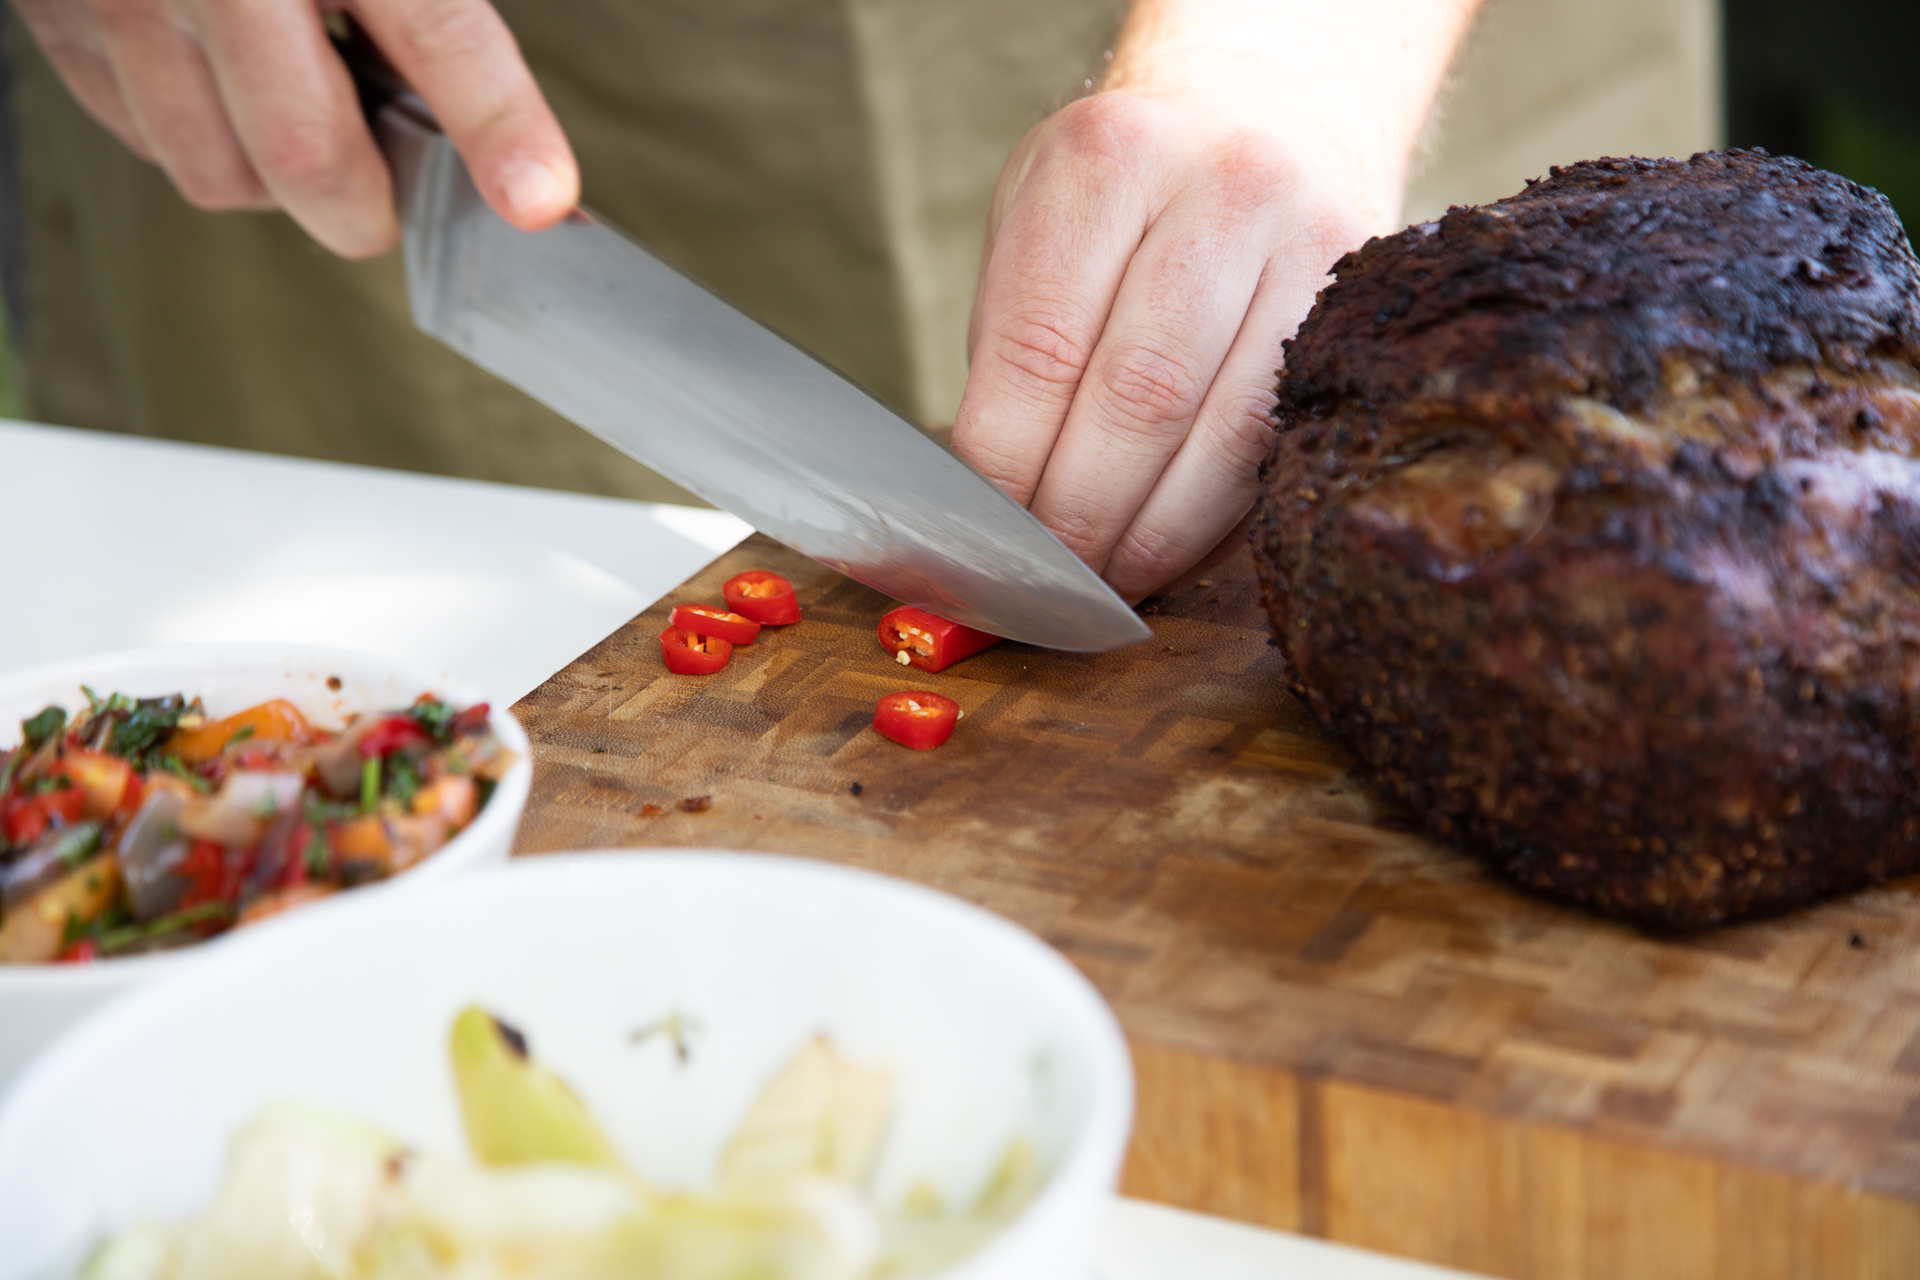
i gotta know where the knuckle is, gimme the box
[1200,385,1282,474]
[1046,93,1158,176]
[174,168,266,211]
[1093,339,1205,436]
[170,170,232,209]
[950,434,1038,506]
[1036,501,1112,562]
[18,0,96,51]
[1060,93,1156,148]
[1211,135,1298,214]
[1110,523,1193,588]
[82,0,155,20]
[1292,196,1372,266]
[387,0,499,69]
[981,309,1093,391]
[254,119,347,190]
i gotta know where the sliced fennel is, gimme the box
[82,1009,1039,1280]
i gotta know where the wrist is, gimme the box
[1099,0,1482,235]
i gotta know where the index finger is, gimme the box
[187,0,397,255]
[355,0,578,230]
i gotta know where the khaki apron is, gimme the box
[9,0,1716,502]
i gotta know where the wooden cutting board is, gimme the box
[512,533,1920,1279]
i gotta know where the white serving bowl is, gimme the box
[0,645,532,1091]
[0,851,1133,1280]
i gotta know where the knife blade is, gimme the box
[366,99,1151,652]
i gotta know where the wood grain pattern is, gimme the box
[1125,1041,1300,1231]
[512,533,1920,1277]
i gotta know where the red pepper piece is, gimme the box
[1,784,86,846]
[670,603,762,646]
[177,838,248,913]
[873,691,961,750]
[449,702,492,738]
[661,626,734,675]
[722,571,801,626]
[116,770,146,821]
[1,796,43,847]
[878,606,1003,673]
[284,824,319,887]
[357,715,435,759]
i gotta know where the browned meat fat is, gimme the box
[1251,150,1920,929]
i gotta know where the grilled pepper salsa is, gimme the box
[0,689,515,964]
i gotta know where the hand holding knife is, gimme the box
[331,20,1151,653]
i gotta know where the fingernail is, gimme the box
[498,159,567,223]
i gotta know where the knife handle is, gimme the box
[327,13,411,127]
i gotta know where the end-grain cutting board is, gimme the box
[513,533,1920,1279]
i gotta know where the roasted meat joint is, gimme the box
[1253,150,1920,929]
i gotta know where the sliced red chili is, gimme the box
[722,571,801,626]
[356,715,435,759]
[878,606,1003,673]
[661,626,734,675]
[873,691,961,751]
[670,603,762,646]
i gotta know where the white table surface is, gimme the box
[0,420,1481,1280]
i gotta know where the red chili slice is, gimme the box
[670,603,762,646]
[878,606,1003,673]
[722,571,801,625]
[661,626,734,675]
[357,715,435,759]
[873,691,961,750]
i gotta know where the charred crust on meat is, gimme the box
[1278,151,1920,423]
[1253,151,1920,929]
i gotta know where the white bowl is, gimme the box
[0,851,1134,1280]
[0,645,532,1091]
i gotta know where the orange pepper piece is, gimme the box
[165,699,312,765]
[331,815,395,864]
[55,750,137,820]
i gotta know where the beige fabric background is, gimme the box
[1407,0,1723,222]
[11,0,1720,501]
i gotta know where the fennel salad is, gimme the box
[85,1007,1040,1280]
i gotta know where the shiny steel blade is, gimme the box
[375,107,1149,652]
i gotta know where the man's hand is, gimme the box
[15,0,577,258]
[953,0,1481,602]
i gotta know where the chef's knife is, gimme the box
[342,40,1150,652]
